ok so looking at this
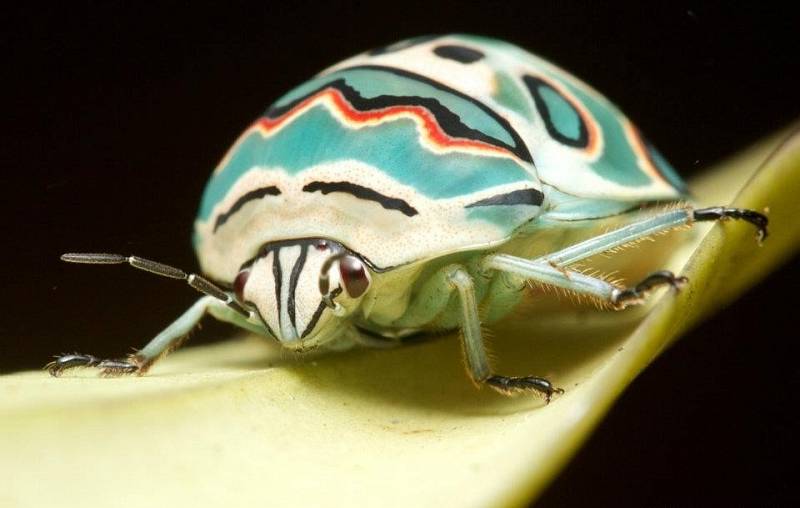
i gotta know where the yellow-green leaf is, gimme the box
[2,129,798,508]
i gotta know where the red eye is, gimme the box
[338,255,369,298]
[234,269,250,302]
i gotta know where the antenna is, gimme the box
[61,253,251,317]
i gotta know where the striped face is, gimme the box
[236,238,371,349]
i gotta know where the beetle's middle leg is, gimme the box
[485,254,685,309]
[483,254,687,309]
[447,265,563,402]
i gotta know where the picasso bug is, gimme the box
[48,35,767,402]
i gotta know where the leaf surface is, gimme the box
[2,130,798,508]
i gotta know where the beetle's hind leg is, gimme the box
[693,206,769,241]
[447,265,563,402]
[540,206,767,268]
[484,204,767,310]
[47,296,226,377]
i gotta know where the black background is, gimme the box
[3,2,799,506]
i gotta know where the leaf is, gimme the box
[2,129,798,508]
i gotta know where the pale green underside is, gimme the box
[2,127,798,507]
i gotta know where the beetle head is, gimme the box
[234,238,371,350]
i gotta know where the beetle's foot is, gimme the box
[693,206,769,243]
[98,357,143,377]
[46,353,143,377]
[612,270,688,309]
[486,375,564,403]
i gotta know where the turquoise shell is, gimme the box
[194,34,686,282]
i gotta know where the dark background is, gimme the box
[3,2,798,506]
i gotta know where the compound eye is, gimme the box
[338,255,370,298]
[233,269,250,303]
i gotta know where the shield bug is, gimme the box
[48,35,767,402]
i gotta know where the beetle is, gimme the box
[47,34,767,401]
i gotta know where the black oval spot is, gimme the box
[465,188,544,208]
[523,75,589,148]
[432,44,485,64]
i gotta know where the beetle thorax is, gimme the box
[235,238,371,350]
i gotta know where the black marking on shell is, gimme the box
[266,65,533,164]
[465,188,544,208]
[523,75,589,149]
[214,186,281,233]
[303,181,418,217]
[432,44,485,63]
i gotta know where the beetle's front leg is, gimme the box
[46,353,142,376]
[446,265,563,402]
[47,296,224,377]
